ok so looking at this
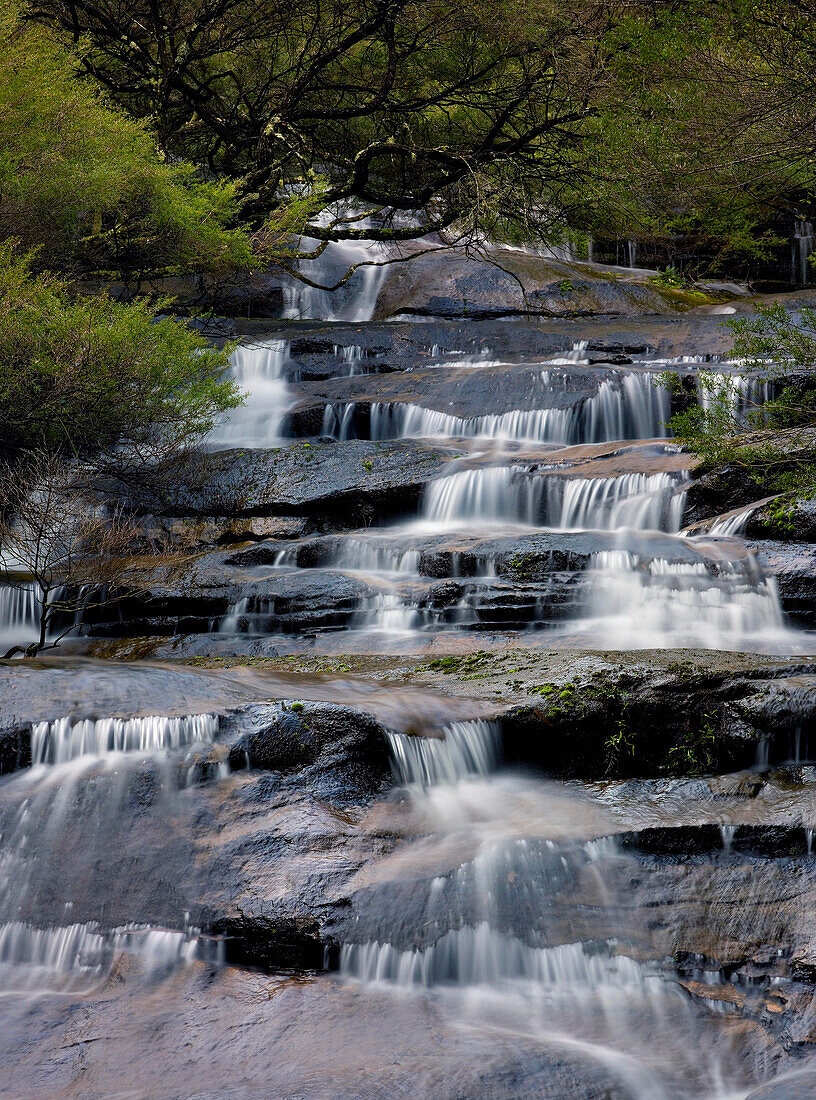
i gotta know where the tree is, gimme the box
[0,0,253,277]
[29,0,638,250]
[0,246,242,465]
[0,452,161,657]
[579,1,816,277]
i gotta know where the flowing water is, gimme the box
[2,272,815,1097]
[339,719,765,1098]
[196,324,805,653]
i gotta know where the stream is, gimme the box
[1,257,816,1099]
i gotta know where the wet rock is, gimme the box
[132,513,311,550]
[617,823,811,857]
[0,964,625,1100]
[0,721,30,774]
[223,701,391,797]
[373,246,698,319]
[288,360,608,422]
[751,542,816,626]
[139,440,461,526]
[683,427,816,526]
[747,498,816,543]
[414,649,816,779]
[746,1076,816,1100]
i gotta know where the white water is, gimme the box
[386,720,500,787]
[421,467,688,532]
[709,507,757,537]
[31,713,219,765]
[0,705,227,996]
[577,548,795,650]
[0,582,40,651]
[342,925,660,989]
[209,338,293,447]
[0,920,217,995]
[282,239,389,322]
[320,371,670,444]
[340,719,752,1098]
[792,219,814,285]
[697,372,771,428]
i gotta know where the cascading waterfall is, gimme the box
[329,539,421,574]
[340,719,748,1098]
[282,239,390,322]
[708,506,757,537]
[0,582,40,650]
[341,925,659,989]
[319,371,670,444]
[0,920,216,995]
[0,708,227,995]
[545,339,589,365]
[385,720,500,787]
[578,549,794,650]
[792,219,814,285]
[697,371,772,428]
[31,713,219,765]
[209,338,293,448]
[421,467,689,532]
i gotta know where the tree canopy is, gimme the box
[16,0,814,273]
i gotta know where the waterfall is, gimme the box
[282,239,389,322]
[31,713,219,765]
[0,920,218,993]
[421,468,688,532]
[0,582,40,650]
[330,539,420,574]
[319,372,670,444]
[579,549,792,650]
[696,371,771,428]
[545,340,589,365]
[209,338,293,448]
[422,467,542,527]
[708,506,757,537]
[338,700,750,1096]
[547,473,688,531]
[341,926,658,989]
[353,592,422,634]
[792,220,814,285]
[385,720,500,787]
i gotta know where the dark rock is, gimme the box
[747,498,816,543]
[223,700,391,796]
[373,246,695,319]
[752,542,816,627]
[0,722,30,774]
[136,440,461,525]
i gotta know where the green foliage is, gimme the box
[0,1,252,276]
[605,717,635,762]
[649,266,687,290]
[667,713,718,775]
[666,306,816,499]
[0,247,240,461]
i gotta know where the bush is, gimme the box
[666,305,816,498]
[0,0,253,276]
[0,247,241,462]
